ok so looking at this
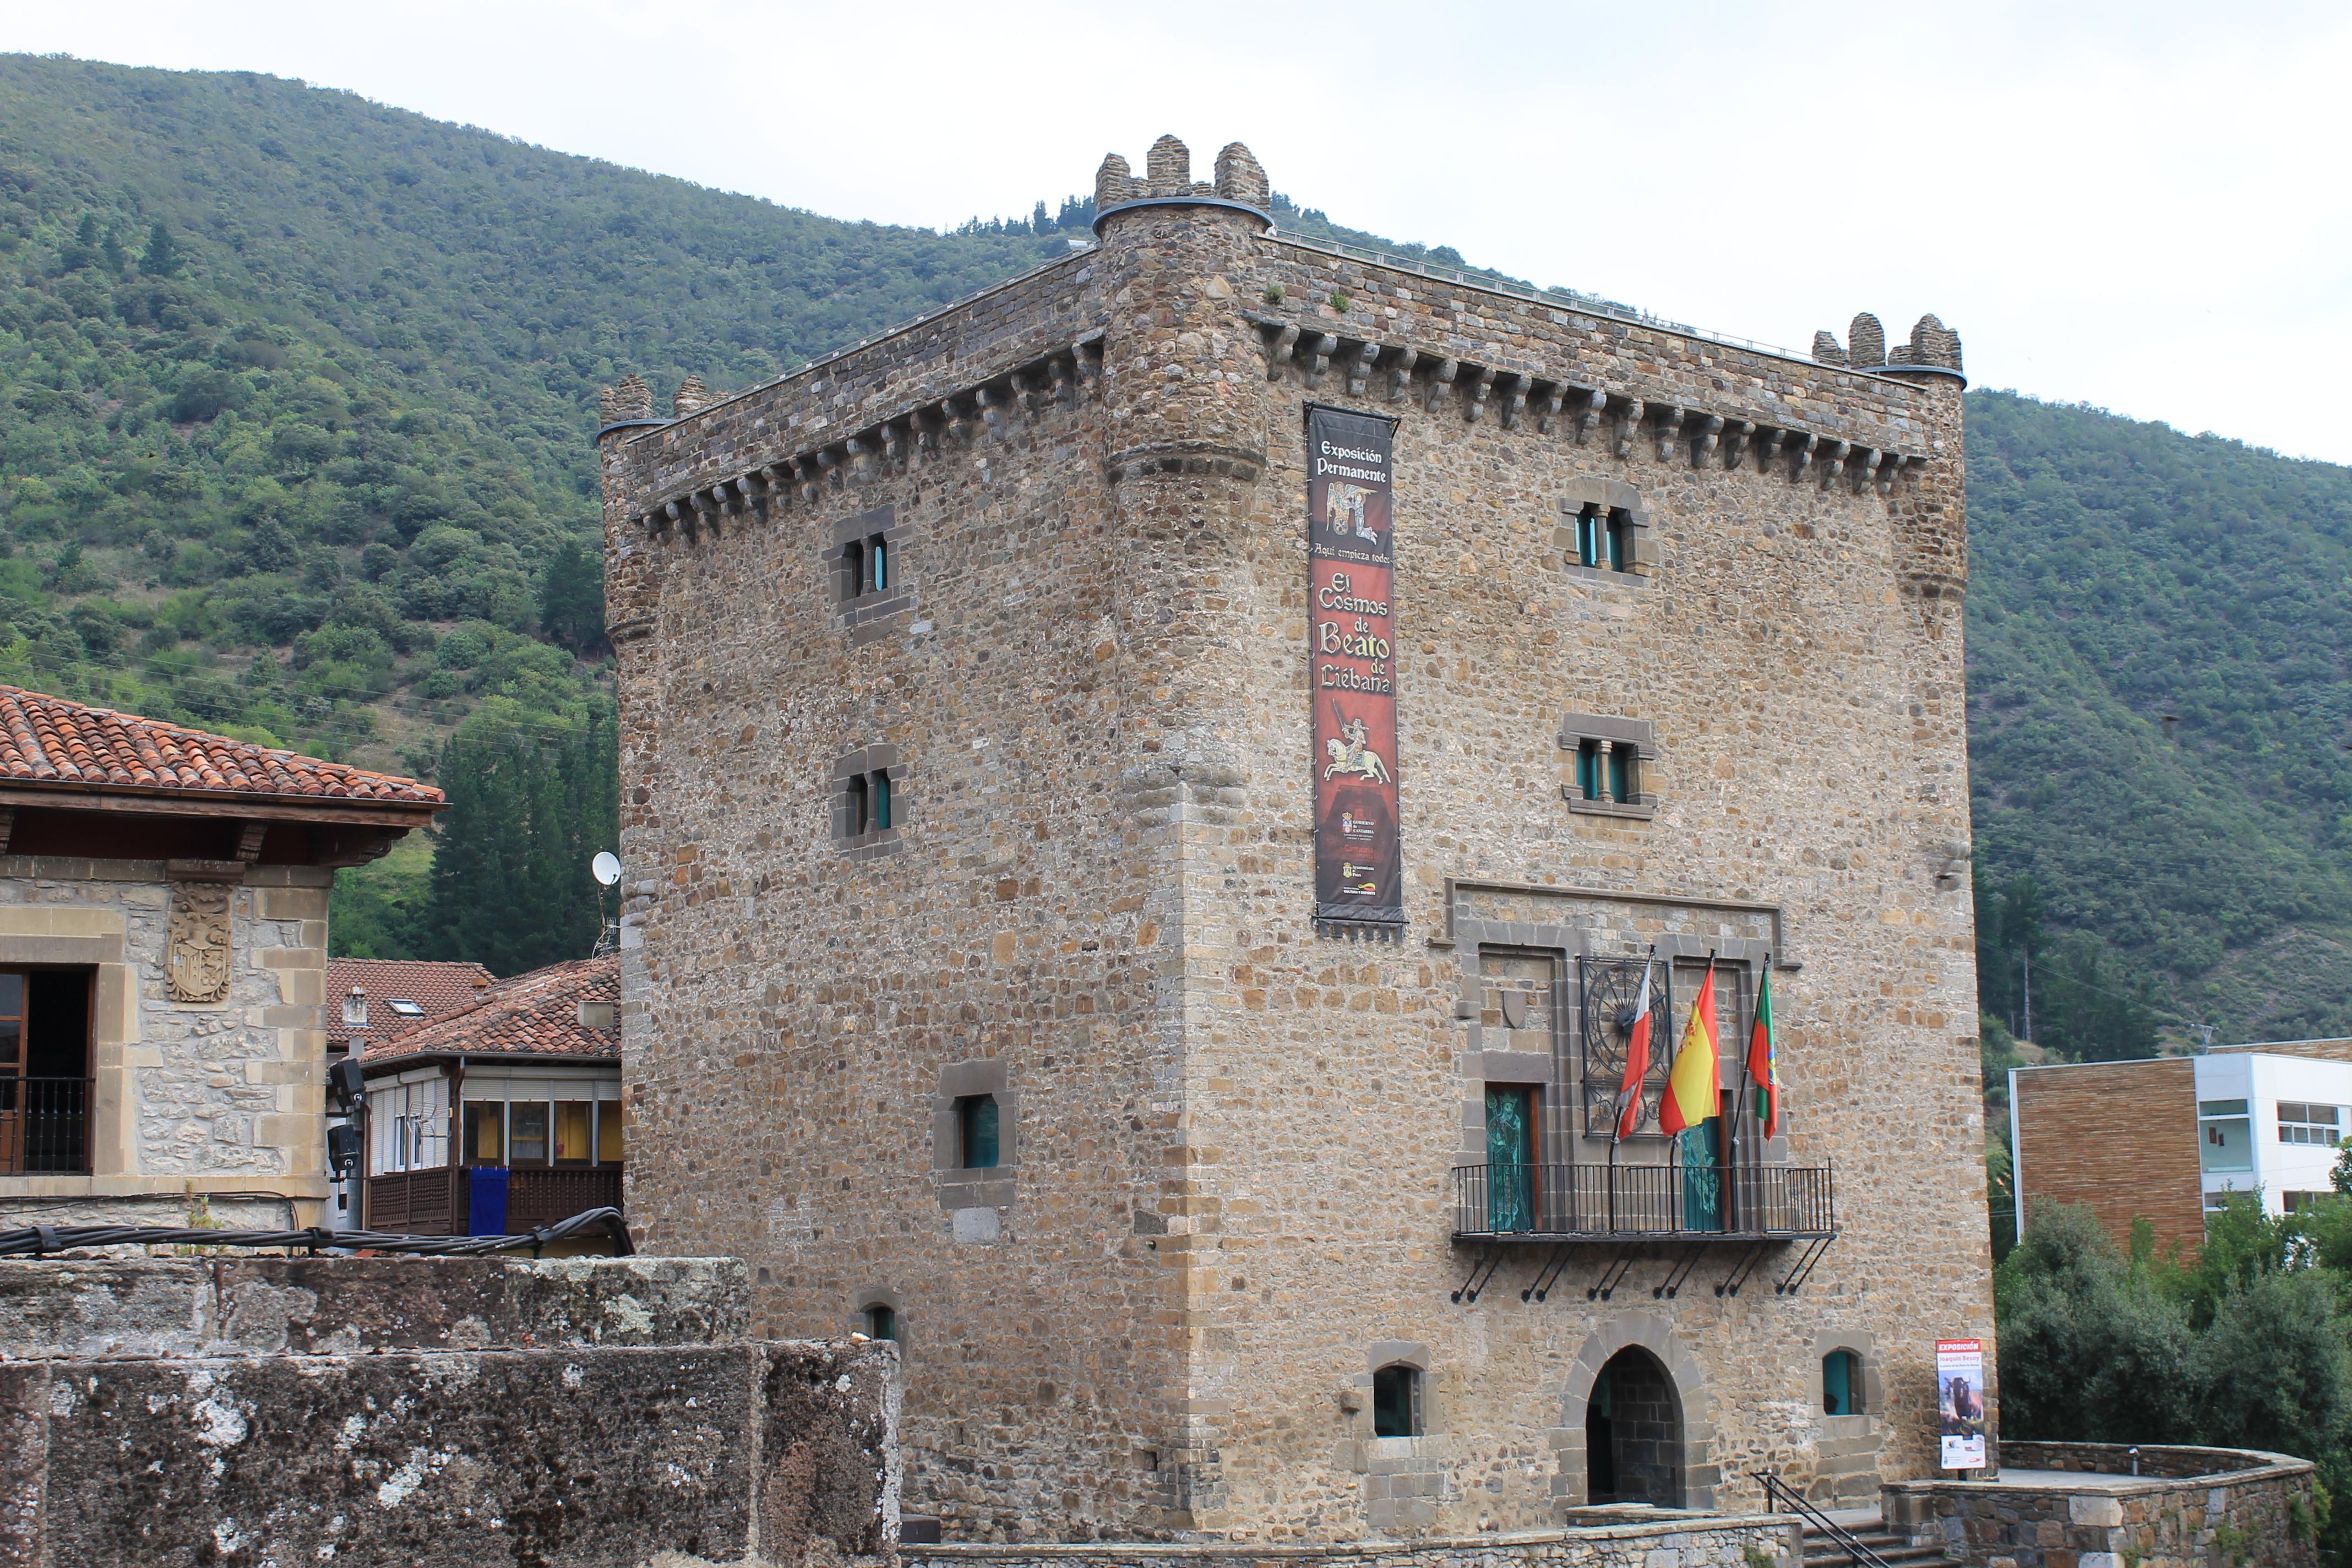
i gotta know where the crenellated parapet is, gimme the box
[1092,135,1271,222]
[1814,312,1964,382]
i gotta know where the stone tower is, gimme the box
[597,137,1988,1546]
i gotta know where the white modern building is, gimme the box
[2010,1037,2352,1257]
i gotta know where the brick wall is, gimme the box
[2011,1058,2203,1257]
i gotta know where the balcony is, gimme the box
[365,1166,622,1236]
[1451,1161,1836,1242]
[0,1078,91,1175]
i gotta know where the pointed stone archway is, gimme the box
[1551,1313,1719,1513]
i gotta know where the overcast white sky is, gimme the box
[8,2,2350,465]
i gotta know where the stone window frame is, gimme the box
[1450,918,1581,1172]
[822,502,914,646]
[1559,712,1657,821]
[851,1285,906,1349]
[831,745,907,861]
[1551,478,1655,586]
[1807,1328,1886,1506]
[931,1058,1017,1212]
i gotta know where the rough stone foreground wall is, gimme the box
[906,1515,1800,1567]
[1882,1440,2318,1568]
[0,1256,897,1568]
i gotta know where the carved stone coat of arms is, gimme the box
[166,882,235,1005]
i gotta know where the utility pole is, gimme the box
[2021,946,2033,1043]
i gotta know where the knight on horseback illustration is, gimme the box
[1323,707,1392,784]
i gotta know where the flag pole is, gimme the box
[1733,952,1761,1233]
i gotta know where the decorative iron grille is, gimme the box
[1579,956,1672,1137]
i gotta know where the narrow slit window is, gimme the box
[840,541,864,602]
[846,774,869,836]
[1575,505,1626,571]
[1608,744,1631,803]
[868,535,889,593]
[872,772,892,831]
[1577,740,1602,801]
[957,1094,1000,1169]
[864,1304,897,1342]
[1371,1363,1423,1438]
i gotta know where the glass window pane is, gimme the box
[464,1102,504,1166]
[555,1101,592,1163]
[0,974,22,1020]
[960,1095,999,1169]
[870,536,888,592]
[2199,1099,2249,1117]
[510,1103,549,1164]
[597,1101,624,1164]
[0,1022,19,1068]
[873,773,892,831]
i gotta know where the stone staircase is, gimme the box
[1799,1512,1957,1567]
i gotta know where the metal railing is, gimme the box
[1754,1471,1891,1567]
[0,1077,92,1175]
[1452,1162,1835,1240]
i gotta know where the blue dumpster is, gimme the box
[468,1167,510,1236]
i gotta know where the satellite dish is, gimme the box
[591,851,622,888]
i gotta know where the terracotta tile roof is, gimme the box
[364,955,619,1068]
[328,959,496,1047]
[0,685,442,805]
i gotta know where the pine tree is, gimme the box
[139,220,181,277]
[537,538,606,650]
[418,704,618,975]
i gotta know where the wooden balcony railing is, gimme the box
[365,1166,622,1237]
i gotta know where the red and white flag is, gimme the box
[1613,957,1655,1143]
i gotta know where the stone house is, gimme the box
[0,685,441,1229]
[598,136,1986,1542]
[360,953,622,1236]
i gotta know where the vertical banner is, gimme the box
[1936,1339,1989,1469]
[1308,405,1403,935]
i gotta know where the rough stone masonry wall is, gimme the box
[606,135,1985,1546]
[905,1513,1801,1568]
[600,240,1188,1540]
[0,1255,896,1568]
[0,858,333,1229]
[1882,1440,2319,1568]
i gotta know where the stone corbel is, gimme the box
[1427,358,1458,413]
[1075,341,1103,396]
[1344,340,1380,397]
[1725,421,1755,470]
[711,480,741,518]
[975,388,1006,434]
[1305,334,1338,387]
[794,456,820,504]
[1878,454,1912,497]
[1537,384,1567,434]
[1652,405,1684,464]
[1008,370,1035,413]
[1464,366,1495,422]
[1852,448,1883,495]
[1048,357,1074,406]
[235,821,268,864]
[1613,399,1647,460]
[846,435,874,480]
[1692,413,1723,469]
[881,421,904,466]
[1265,323,1300,381]
[1386,347,1419,402]
[658,499,684,539]
[1500,374,1529,429]
[1579,389,1608,446]
[944,396,972,443]
[1818,439,1850,490]
[1789,432,1819,483]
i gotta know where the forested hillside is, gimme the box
[6,55,2351,1029]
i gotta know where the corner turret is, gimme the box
[1091,134,1272,233]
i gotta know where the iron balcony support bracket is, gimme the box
[1522,1246,1573,1303]
[1715,1240,1770,1298]
[1654,1243,1706,1299]
[1588,1243,1640,1301]
[1776,1234,1834,1294]
[1451,1244,1505,1304]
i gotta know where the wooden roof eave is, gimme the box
[0,779,445,827]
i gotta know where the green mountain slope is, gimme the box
[1966,393,2352,1041]
[7,54,2352,1026]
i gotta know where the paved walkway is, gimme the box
[1988,1468,2146,1491]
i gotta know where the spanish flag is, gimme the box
[1746,966,1780,1140]
[1659,955,1718,1136]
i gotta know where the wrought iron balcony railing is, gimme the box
[0,1077,92,1176]
[1451,1161,1836,1243]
